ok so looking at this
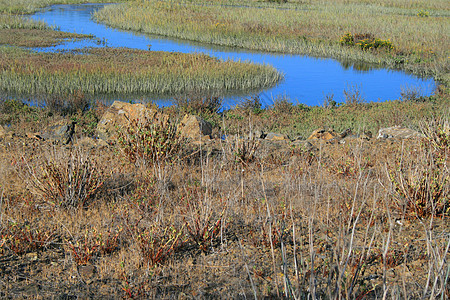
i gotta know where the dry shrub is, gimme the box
[45,90,90,116]
[1,221,55,255]
[180,184,227,253]
[16,146,105,209]
[389,118,449,217]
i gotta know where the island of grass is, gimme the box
[93,0,450,86]
[0,46,282,96]
[0,9,282,97]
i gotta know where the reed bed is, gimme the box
[0,0,128,14]
[0,47,282,96]
[93,0,450,84]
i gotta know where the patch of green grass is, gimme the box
[0,46,282,96]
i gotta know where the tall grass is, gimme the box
[93,0,449,83]
[0,0,129,14]
[0,46,282,96]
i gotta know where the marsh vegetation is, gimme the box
[0,0,448,298]
[94,0,449,84]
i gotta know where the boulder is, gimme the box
[41,121,75,144]
[177,114,212,141]
[377,126,424,139]
[96,101,167,141]
[307,128,338,141]
[264,132,290,141]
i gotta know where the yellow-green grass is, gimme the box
[0,46,282,96]
[0,14,94,47]
[93,0,450,85]
[0,0,129,14]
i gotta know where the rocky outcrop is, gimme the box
[307,128,338,141]
[177,114,212,141]
[96,101,167,141]
[377,126,424,139]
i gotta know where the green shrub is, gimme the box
[117,116,184,168]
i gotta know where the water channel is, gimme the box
[31,3,436,108]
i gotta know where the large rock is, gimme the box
[96,101,167,141]
[177,114,212,141]
[307,128,338,141]
[377,126,424,139]
[41,121,75,144]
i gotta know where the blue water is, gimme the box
[30,3,436,108]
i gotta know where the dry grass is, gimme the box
[0,104,448,298]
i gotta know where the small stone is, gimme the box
[377,126,424,139]
[177,114,212,141]
[78,264,97,278]
[26,252,38,261]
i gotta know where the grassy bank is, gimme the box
[0,46,282,96]
[93,0,450,85]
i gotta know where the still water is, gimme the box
[31,3,435,108]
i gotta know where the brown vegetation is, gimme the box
[0,94,448,298]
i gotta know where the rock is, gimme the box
[0,125,5,138]
[339,128,353,138]
[377,126,424,139]
[78,265,97,278]
[26,252,38,261]
[96,101,168,141]
[265,132,289,141]
[177,114,212,141]
[41,121,75,144]
[359,131,373,140]
[250,129,265,139]
[307,128,338,141]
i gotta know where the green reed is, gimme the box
[0,47,282,96]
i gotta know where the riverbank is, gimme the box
[93,0,450,86]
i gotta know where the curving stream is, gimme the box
[31,3,436,108]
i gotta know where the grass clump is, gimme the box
[0,47,282,96]
[117,116,184,169]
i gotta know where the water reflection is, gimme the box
[26,3,436,107]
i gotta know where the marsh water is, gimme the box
[31,3,436,108]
